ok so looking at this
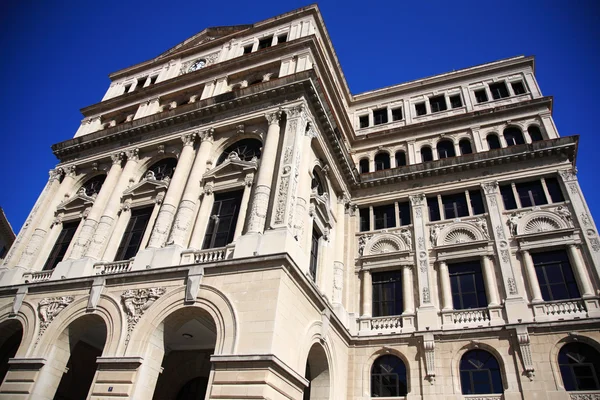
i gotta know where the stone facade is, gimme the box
[0,5,599,400]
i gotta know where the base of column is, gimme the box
[0,266,28,286]
[0,358,46,398]
[130,245,183,271]
[53,257,97,280]
[88,357,143,399]
[504,297,533,323]
[417,305,439,331]
[584,298,600,318]
[233,228,305,271]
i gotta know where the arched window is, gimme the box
[395,151,407,167]
[421,146,433,162]
[437,140,456,159]
[371,355,407,397]
[459,139,473,155]
[559,342,600,391]
[375,152,391,171]
[528,126,544,142]
[311,169,327,196]
[504,127,525,146]
[487,134,501,150]
[146,158,177,181]
[460,350,503,394]
[80,175,106,197]
[359,159,370,174]
[217,138,262,165]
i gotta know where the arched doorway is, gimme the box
[53,314,107,400]
[152,307,217,400]
[303,343,330,400]
[0,320,23,386]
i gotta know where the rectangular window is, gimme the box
[398,201,411,226]
[545,177,565,203]
[415,102,427,116]
[469,190,485,215]
[115,207,153,261]
[135,76,148,90]
[373,108,388,125]
[359,208,371,232]
[489,82,509,99]
[359,115,369,128]
[149,75,158,85]
[511,81,526,95]
[43,221,80,271]
[427,196,441,222]
[258,36,272,50]
[309,230,320,281]
[449,94,463,108]
[123,84,132,94]
[533,250,580,301]
[243,45,253,54]
[277,33,288,44]
[449,261,488,309]
[374,204,396,230]
[516,181,547,208]
[442,193,469,219]
[202,191,243,249]
[391,107,403,121]
[500,184,517,210]
[372,271,403,317]
[474,89,488,103]
[429,95,447,113]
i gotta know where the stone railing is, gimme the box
[452,308,491,324]
[179,247,229,266]
[93,259,134,275]
[569,391,600,400]
[22,270,53,283]
[370,316,403,331]
[544,299,586,316]
[463,394,503,400]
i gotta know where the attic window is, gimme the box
[449,95,462,108]
[277,33,288,44]
[391,107,403,121]
[123,84,132,94]
[243,45,253,54]
[489,82,509,99]
[258,36,272,50]
[359,115,369,129]
[135,76,148,91]
[474,89,488,103]
[429,95,447,113]
[149,75,158,85]
[511,81,526,95]
[415,102,427,116]
[373,109,388,125]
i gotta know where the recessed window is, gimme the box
[391,107,403,121]
[135,76,148,91]
[460,350,503,394]
[258,36,272,50]
[359,159,370,174]
[469,190,486,215]
[243,45,253,54]
[528,126,543,142]
[374,204,396,230]
[43,221,80,271]
[359,115,369,129]
[202,191,243,249]
[449,261,488,309]
[489,82,509,100]
[123,84,132,94]
[486,134,501,150]
[277,33,288,44]
[437,140,455,159]
[421,146,433,162]
[500,184,517,210]
[449,94,463,108]
[359,208,370,232]
[373,108,388,125]
[442,192,469,219]
[459,139,473,155]
[516,180,547,207]
[558,342,600,391]
[429,95,447,113]
[427,196,441,222]
[504,127,525,146]
[415,102,427,116]
[81,175,107,197]
[398,201,411,226]
[374,152,390,171]
[371,355,408,397]
[533,250,580,301]
[149,75,158,85]
[474,89,488,103]
[146,158,177,181]
[545,177,565,203]
[309,229,320,281]
[372,271,403,317]
[395,151,407,167]
[511,81,526,95]
[216,138,262,165]
[115,206,153,261]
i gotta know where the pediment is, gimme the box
[310,192,335,227]
[56,190,95,213]
[123,178,169,198]
[203,157,258,181]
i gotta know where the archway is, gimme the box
[53,314,107,400]
[303,343,330,400]
[152,307,217,400]
[0,320,23,386]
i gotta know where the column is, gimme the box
[232,173,254,241]
[168,129,214,247]
[147,132,198,248]
[481,255,500,306]
[292,123,317,246]
[188,183,215,249]
[439,261,453,310]
[16,166,78,269]
[568,244,594,297]
[68,152,125,260]
[521,250,543,303]
[86,149,139,260]
[332,195,347,306]
[402,265,414,314]
[361,269,372,318]
[247,110,282,234]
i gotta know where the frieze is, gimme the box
[122,288,166,346]
[507,277,517,295]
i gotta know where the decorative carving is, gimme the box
[581,213,592,227]
[419,259,428,273]
[517,328,535,380]
[265,110,282,126]
[507,277,517,295]
[409,193,426,206]
[415,207,423,218]
[111,152,125,164]
[508,213,521,235]
[443,228,477,245]
[422,287,431,303]
[482,181,499,194]
[49,168,64,182]
[558,168,577,182]
[569,393,600,400]
[423,334,436,383]
[332,262,344,304]
[399,229,412,250]
[358,234,372,256]
[501,249,511,264]
[121,288,166,346]
[524,216,561,233]
[569,183,578,195]
[38,296,74,339]
[181,132,197,147]
[244,173,255,187]
[474,218,490,239]
[284,104,306,119]
[495,225,506,240]
[201,127,215,143]
[126,148,140,162]
[203,182,214,196]
[248,185,270,233]
[430,225,441,246]
[66,165,77,177]
[154,192,165,204]
[274,176,290,224]
[418,237,425,250]
[369,238,401,254]
[555,206,572,224]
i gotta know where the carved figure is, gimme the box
[474,218,490,239]
[430,225,441,246]
[555,206,572,224]
[400,229,412,250]
[508,213,521,235]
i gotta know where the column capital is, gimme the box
[265,110,282,126]
[181,132,197,147]
[49,168,64,182]
[481,181,499,194]
[305,121,318,139]
[558,168,578,182]
[66,165,77,177]
[201,128,215,143]
[203,182,214,196]
[110,152,125,165]
[409,193,426,206]
[244,173,255,187]
[284,103,306,119]
[125,148,140,162]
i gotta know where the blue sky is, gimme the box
[0,1,598,233]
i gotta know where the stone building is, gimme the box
[0,208,15,264]
[0,4,599,400]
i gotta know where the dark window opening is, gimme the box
[373,108,388,125]
[545,177,565,203]
[500,184,517,210]
[149,75,158,85]
[359,115,369,128]
[372,271,403,317]
[217,138,262,165]
[309,230,320,281]
[450,94,463,108]
[489,82,509,99]
[375,153,391,171]
[449,261,488,309]
[243,45,253,54]
[459,139,473,155]
[460,350,503,394]
[533,250,580,301]
[437,140,456,159]
[516,180,547,207]
[421,146,433,162]
[43,221,80,271]
[123,84,132,94]
[359,159,370,174]
[558,342,600,391]
[427,196,441,222]
[395,151,407,167]
[146,158,177,181]
[487,134,501,150]
[202,191,243,249]
[374,204,396,230]
[469,190,486,215]
[511,81,526,95]
[277,33,288,44]
[80,175,107,197]
[371,355,408,397]
[528,126,543,142]
[442,193,469,219]
[391,107,403,121]
[258,37,272,50]
[115,207,153,261]
[504,127,525,146]
[475,89,488,103]
[398,201,411,226]
[430,95,447,113]
[415,102,427,116]
[135,76,148,91]
[359,208,371,232]
[311,170,326,196]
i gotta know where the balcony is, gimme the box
[180,246,233,265]
[358,314,415,335]
[442,306,504,329]
[464,394,503,400]
[532,299,587,322]
[568,391,600,400]
[93,259,134,275]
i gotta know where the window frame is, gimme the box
[371,355,408,397]
[533,250,581,301]
[202,190,243,250]
[449,261,488,310]
[43,220,80,271]
[115,206,154,261]
[372,270,403,317]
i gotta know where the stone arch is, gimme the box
[486,132,502,150]
[374,151,391,171]
[302,339,333,400]
[516,210,568,235]
[358,158,370,174]
[362,347,412,398]
[439,222,485,246]
[451,341,511,394]
[0,301,36,358]
[503,125,525,146]
[0,318,24,387]
[212,134,263,166]
[549,334,600,391]
[364,233,408,255]
[527,124,544,142]
[131,153,179,183]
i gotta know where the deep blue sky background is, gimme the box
[0,1,599,233]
